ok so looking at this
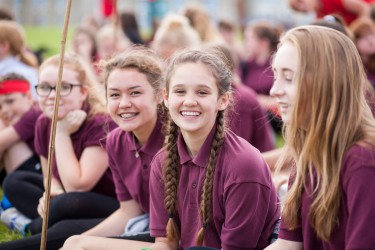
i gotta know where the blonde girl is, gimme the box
[266,25,375,249]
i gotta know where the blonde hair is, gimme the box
[39,53,106,119]
[152,14,201,60]
[181,3,223,43]
[163,49,232,245]
[275,25,375,241]
[0,20,38,67]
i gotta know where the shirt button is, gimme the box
[143,165,148,170]
[192,182,197,189]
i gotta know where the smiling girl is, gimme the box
[147,49,279,250]
[0,53,118,249]
[61,47,166,249]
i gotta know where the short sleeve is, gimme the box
[149,150,169,238]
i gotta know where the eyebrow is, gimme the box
[272,67,295,73]
[171,83,212,89]
[107,85,143,91]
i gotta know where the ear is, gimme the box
[0,41,10,54]
[217,92,230,111]
[162,88,169,108]
[25,91,34,103]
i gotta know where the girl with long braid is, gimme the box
[148,49,280,250]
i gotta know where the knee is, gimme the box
[62,235,84,249]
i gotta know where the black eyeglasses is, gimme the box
[35,82,83,97]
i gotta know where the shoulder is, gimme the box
[151,147,168,174]
[232,85,263,114]
[35,114,50,129]
[219,131,272,185]
[342,143,375,175]
[107,127,126,142]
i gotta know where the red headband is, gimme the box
[0,80,30,94]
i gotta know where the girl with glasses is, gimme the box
[0,53,118,249]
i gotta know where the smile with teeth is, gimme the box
[180,111,201,116]
[120,113,138,118]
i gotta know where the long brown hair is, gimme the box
[275,26,375,241]
[163,49,232,245]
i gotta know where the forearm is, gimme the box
[149,238,178,250]
[342,0,370,16]
[54,133,82,191]
[83,208,128,237]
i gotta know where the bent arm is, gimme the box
[83,200,142,237]
[342,0,370,17]
[0,126,21,155]
[54,135,109,192]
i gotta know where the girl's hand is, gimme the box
[37,189,64,217]
[57,110,87,135]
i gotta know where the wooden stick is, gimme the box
[40,0,73,249]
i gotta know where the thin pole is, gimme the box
[40,0,73,249]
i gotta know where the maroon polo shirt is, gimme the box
[242,59,274,96]
[12,104,42,153]
[34,113,116,197]
[279,144,375,250]
[150,125,280,250]
[229,84,275,152]
[106,119,164,213]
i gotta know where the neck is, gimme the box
[132,116,157,146]
[181,123,214,158]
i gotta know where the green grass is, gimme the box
[24,25,74,59]
[275,132,285,148]
[0,189,25,243]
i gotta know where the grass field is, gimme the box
[24,25,74,60]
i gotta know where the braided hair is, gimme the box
[163,49,232,245]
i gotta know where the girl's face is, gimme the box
[356,32,375,57]
[0,92,33,125]
[164,62,229,140]
[244,29,262,57]
[106,68,160,141]
[38,65,88,120]
[270,42,298,124]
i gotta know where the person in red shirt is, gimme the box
[290,0,374,24]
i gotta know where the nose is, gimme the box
[47,88,57,99]
[270,80,284,97]
[183,93,198,106]
[119,95,132,108]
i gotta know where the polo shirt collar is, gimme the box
[126,117,164,157]
[177,123,217,168]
